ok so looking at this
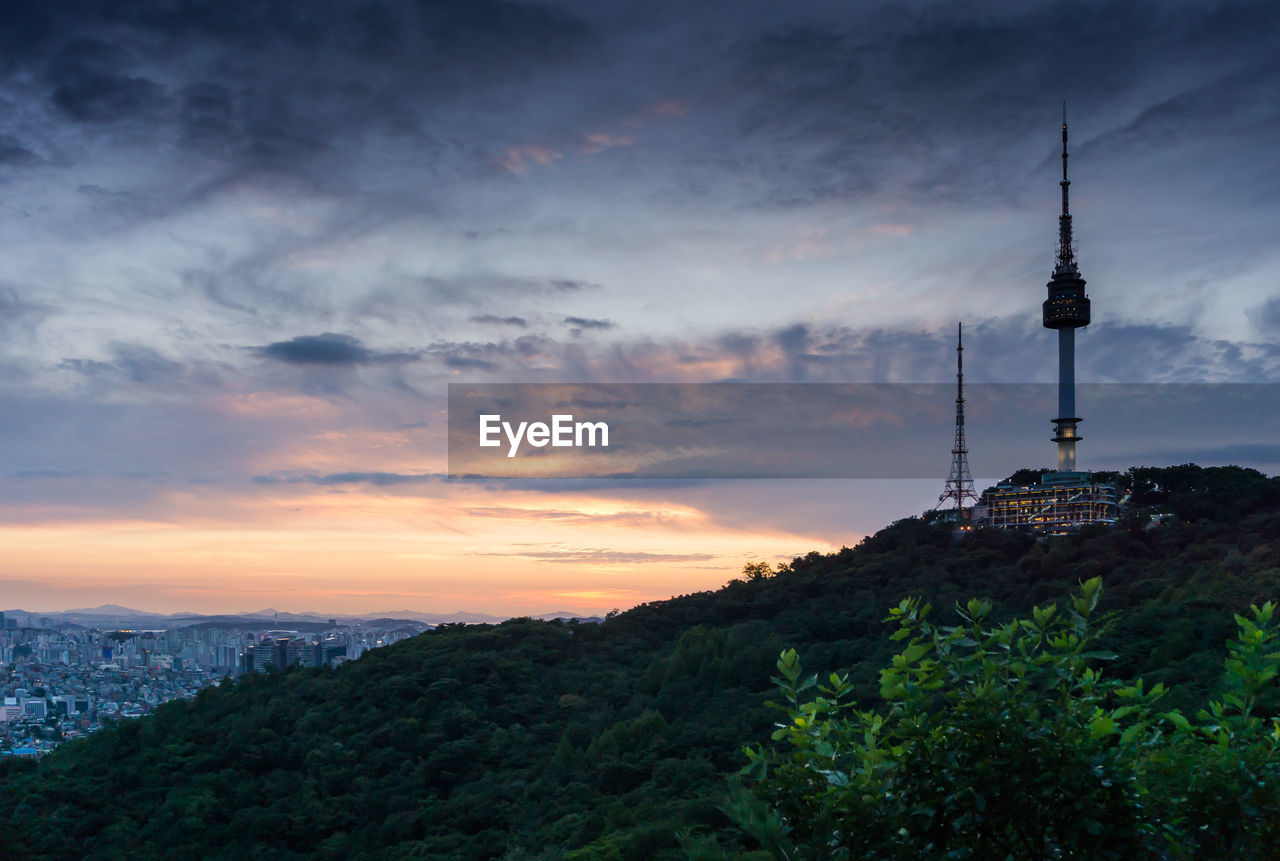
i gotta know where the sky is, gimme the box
[2,0,1279,615]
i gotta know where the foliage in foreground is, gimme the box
[694,580,1279,859]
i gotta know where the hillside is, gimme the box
[1,465,1278,860]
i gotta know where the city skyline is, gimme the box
[3,1,1280,614]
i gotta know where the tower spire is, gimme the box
[937,322,979,513]
[1056,102,1076,274]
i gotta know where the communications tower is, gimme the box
[937,323,979,513]
[1042,104,1091,474]
[977,110,1120,533]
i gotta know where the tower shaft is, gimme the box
[1055,327,1078,471]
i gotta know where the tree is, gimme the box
[705,581,1280,859]
[741,562,775,583]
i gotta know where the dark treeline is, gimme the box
[1,465,1278,860]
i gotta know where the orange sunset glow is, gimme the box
[2,477,844,615]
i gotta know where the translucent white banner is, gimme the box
[446,383,1280,479]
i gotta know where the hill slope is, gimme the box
[1,465,1278,860]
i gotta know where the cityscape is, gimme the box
[0,609,431,757]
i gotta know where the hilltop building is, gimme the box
[972,110,1121,533]
[977,476,1119,532]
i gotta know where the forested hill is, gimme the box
[2,465,1279,861]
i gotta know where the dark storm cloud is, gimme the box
[724,1,1280,206]
[252,330,412,363]
[1,0,593,183]
[15,0,591,76]
[3,0,1277,209]
[264,333,365,364]
[47,38,167,123]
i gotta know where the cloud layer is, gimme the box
[1,1,1278,613]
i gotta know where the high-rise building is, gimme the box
[284,637,309,667]
[244,634,316,672]
[217,644,239,672]
[315,639,347,667]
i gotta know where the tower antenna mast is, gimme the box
[936,323,980,513]
[1057,101,1076,273]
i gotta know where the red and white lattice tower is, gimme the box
[937,323,980,513]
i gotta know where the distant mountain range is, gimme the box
[1,604,603,627]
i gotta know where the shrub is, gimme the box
[704,580,1279,859]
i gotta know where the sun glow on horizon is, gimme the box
[0,479,844,616]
